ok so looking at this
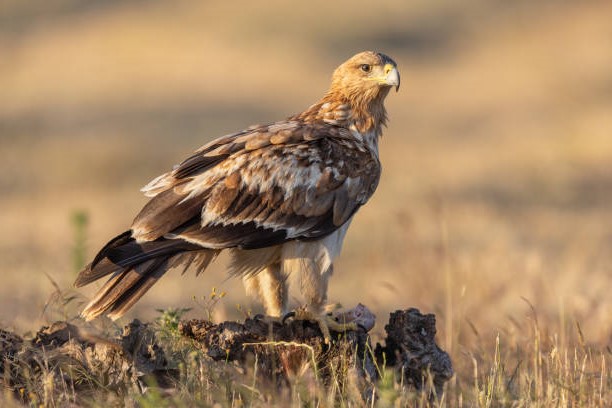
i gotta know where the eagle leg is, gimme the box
[243,263,288,317]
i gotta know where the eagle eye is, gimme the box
[360,64,371,73]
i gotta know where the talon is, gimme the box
[280,308,362,344]
[251,314,283,326]
[281,311,296,324]
[325,317,358,333]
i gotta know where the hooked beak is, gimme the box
[383,63,400,91]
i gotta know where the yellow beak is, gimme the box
[383,64,400,91]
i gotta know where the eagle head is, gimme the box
[330,51,399,99]
[327,51,400,131]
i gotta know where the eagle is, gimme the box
[75,51,400,331]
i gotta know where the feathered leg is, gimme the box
[243,262,288,316]
[299,261,332,314]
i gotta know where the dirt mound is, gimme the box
[1,308,451,405]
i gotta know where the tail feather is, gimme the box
[75,231,202,287]
[105,259,169,320]
[81,258,166,321]
[90,231,133,268]
[168,250,219,276]
[76,230,218,321]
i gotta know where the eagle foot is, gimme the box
[282,308,358,344]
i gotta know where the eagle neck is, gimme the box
[296,92,387,139]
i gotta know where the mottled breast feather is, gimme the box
[132,120,381,249]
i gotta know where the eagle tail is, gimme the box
[75,231,217,321]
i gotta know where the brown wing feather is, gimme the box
[131,120,380,249]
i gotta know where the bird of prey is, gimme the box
[75,51,400,330]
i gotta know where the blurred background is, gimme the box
[0,0,611,360]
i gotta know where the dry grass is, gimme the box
[1,0,611,405]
